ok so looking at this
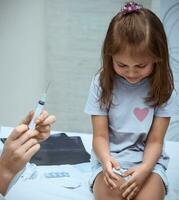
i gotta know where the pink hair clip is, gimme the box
[121,2,143,15]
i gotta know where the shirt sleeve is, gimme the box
[84,74,108,115]
[154,90,178,117]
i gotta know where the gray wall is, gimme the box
[45,0,152,133]
[45,0,123,132]
[0,0,45,126]
[0,0,178,140]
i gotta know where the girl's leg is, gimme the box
[135,173,165,200]
[93,172,165,200]
[93,172,126,200]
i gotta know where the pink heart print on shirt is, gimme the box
[133,107,149,122]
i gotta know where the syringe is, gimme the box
[28,82,51,130]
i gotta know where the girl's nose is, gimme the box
[126,70,138,77]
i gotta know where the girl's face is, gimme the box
[112,49,154,84]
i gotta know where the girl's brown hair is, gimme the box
[99,8,174,108]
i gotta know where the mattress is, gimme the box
[1,131,178,200]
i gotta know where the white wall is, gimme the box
[0,0,45,126]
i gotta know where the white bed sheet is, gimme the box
[1,130,179,200]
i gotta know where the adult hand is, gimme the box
[0,125,40,194]
[0,111,56,195]
[21,110,56,142]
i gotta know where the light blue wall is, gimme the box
[161,0,179,141]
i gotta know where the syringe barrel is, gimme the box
[28,102,44,130]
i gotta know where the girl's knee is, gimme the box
[93,173,126,200]
[135,191,164,200]
[135,196,164,200]
[134,173,165,200]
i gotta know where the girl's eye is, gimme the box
[117,64,127,68]
[136,65,147,68]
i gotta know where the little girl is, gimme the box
[85,2,177,200]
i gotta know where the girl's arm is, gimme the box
[92,115,111,163]
[91,115,120,188]
[120,117,170,199]
[142,116,170,171]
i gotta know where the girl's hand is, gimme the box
[120,164,151,200]
[21,111,56,142]
[102,157,121,190]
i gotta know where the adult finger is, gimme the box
[24,143,40,161]
[35,132,50,142]
[36,124,51,133]
[36,115,56,126]
[9,124,29,141]
[35,110,48,124]
[19,138,39,153]
[20,111,34,125]
[16,129,39,145]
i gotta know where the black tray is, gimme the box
[30,133,91,165]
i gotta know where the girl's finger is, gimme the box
[127,186,139,200]
[105,173,117,189]
[103,176,109,186]
[103,172,111,187]
[107,178,117,189]
[108,169,120,181]
[123,168,135,177]
[120,177,135,191]
[110,157,120,169]
[122,182,137,198]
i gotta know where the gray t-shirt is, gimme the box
[0,194,5,200]
[85,74,177,170]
